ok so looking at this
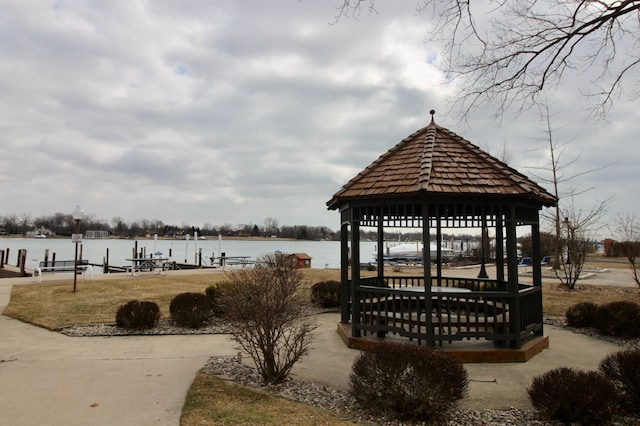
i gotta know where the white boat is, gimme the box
[373,242,454,263]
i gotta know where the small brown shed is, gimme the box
[288,253,312,268]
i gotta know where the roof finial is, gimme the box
[429,109,435,124]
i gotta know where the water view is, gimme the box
[0,237,370,273]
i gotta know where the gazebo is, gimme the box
[327,112,557,360]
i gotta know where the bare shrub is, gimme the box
[599,349,640,414]
[115,300,160,330]
[593,301,640,338]
[350,342,468,422]
[205,283,224,316]
[310,280,340,308]
[169,292,212,328]
[527,367,615,424]
[219,253,317,384]
[565,301,598,328]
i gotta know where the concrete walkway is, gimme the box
[0,272,238,426]
[0,270,627,425]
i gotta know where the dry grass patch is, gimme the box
[2,269,347,330]
[542,282,640,319]
[180,371,352,426]
[3,273,227,329]
[4,266,639,329]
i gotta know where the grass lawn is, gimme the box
[180,371,354,426]
[2,269,352,330]
[3,265,639,425]
[3,273,221,329]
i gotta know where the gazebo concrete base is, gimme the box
[337,322,549,363]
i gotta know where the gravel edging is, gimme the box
[203,355,548,426]
[58,318,234,336]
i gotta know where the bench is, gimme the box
[33,260,93,283]
[518,257,531,270]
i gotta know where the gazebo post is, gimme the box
[495,211,505,284]
[531,219,545,338]
[350,212,361,338]
[377,207,384,284]
[340,220,350,323]
[422,203,434,346]
[506,205,521,348]
[436,212,443,286]
[478,214,489,279]
[531,221,542,287]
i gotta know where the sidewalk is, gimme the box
[0,271,626,425]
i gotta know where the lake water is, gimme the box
[0,237,379,273]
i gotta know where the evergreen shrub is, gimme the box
[527,367,615,425]
[115,300,160,330]
[599,349,640,414]
[169,292,212,328]
[565,301,598,328]
[349,342,468,422]
[310,280,340,308]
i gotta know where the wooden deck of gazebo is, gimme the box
[327,111,556,361]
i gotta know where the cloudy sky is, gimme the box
[1,1,637,235]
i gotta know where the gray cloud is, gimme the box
[0,1,636,235]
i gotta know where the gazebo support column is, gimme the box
[436,213,443,285]
[377,209,384,283]
[350,212,361,338]
[531,221,542,287]
[340,220,350,323]
[478,215,489,279]
[495,212,505,284]
[422,204,434,346]
[506,205,521,348]
[531,219,544,337]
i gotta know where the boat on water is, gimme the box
[373,242,454,264]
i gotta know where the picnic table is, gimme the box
[126,257,169,277]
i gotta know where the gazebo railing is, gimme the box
[353,276,542,348]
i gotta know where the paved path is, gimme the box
[0,273,238,426]
[0,269,629,425]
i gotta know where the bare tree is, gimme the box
[263,217,279,236]
[557,199,608,289]
[526,103,612,269]
[614,213,640,288]
[219,253,317,384]
[334,0,640,120]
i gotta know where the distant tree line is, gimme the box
[0,212,337,241]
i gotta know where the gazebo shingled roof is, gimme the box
[327,116,556,209]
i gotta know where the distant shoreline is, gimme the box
[0,234,331,243]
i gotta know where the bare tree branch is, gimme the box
[333,1,640,121]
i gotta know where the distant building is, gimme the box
[85,230,109,239]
